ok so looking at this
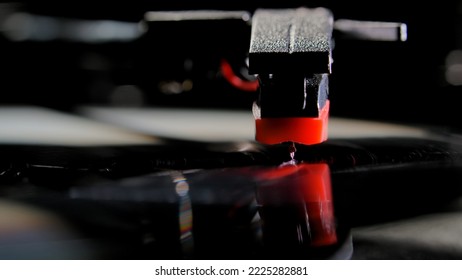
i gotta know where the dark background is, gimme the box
[0,1,461,131]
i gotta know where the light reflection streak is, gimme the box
[172,171,194,257]
[3,12,143,43]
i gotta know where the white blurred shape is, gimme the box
[3,12,143,43]
[445,49,462,86]
[0,106,158,145]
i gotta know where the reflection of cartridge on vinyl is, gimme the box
[255,163,337,255]
[301,164,336,247]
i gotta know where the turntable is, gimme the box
[0,1,462,260]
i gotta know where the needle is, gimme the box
[289,141,297,161]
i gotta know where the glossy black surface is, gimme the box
[1,136,461,259]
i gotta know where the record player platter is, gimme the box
[0,106,461,259]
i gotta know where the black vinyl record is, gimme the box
[0,107,461,259]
